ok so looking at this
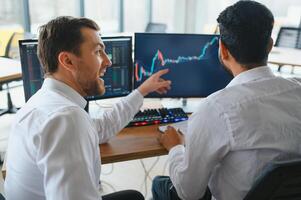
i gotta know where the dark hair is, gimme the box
[38,16,99,74]
[217,0,274,67]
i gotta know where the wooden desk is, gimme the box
[0,57,22,84]
[268,47,301,67]
[100,125,167,164]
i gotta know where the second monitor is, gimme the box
[134,33,233,98]
[19,36,133,102]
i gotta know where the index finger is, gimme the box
[153,69,169,78]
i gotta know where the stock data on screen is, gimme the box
[134,33,233,97]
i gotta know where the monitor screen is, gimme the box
[86,36,133,100]
[134,33,233,97]
[19,36,133,102]
[19,39,44,102]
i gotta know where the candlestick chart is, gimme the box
[134,33,233,97]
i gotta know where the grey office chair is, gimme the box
[145,22,167,33]
[243,159,301,200]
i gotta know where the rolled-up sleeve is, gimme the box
[92,90,144,143]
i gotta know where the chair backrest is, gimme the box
[145,22,167,33]
[243,159,301,200]
[3,32,34,60]
[275,27,301,49]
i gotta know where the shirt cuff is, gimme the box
[168,145,185,159]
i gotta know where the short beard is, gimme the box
[87,78,105,96]
[78,76,105,97]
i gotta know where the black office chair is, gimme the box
[145,22,167,33]
[0,194,4,200]
[243,159,301,200]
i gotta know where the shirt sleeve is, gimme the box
[92,89,144,143]
[168,100,231,200]
[34,108,100,200]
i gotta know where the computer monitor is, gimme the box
[19,36,133,102]
[19,39,44,102]
[86,36,133,100]
[134,33,233,98]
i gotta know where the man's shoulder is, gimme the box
[16,90,84,125]
[203,76,301,116]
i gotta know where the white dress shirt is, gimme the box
[168,66,301,200]
[4,78,143,200]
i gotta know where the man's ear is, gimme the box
[219,40,229,60]
[267,38,274,53]
[57,51,77,72]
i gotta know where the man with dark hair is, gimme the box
[5,16,171,200]
[152,1,301,200]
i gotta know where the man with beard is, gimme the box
[5,16,171,200]
[152,1,301,200]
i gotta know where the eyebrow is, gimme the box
[95,42,105,49]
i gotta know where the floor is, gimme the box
[0,65,300,199]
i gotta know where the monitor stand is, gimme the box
[160,98,202,113]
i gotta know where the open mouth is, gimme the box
[99,69,106,77]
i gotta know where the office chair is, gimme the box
[0,32,31,116]
[0,194,4,200]
[145,22,167,33]
[243,159,301,200]
[274,27,301,72]
[3,32,25,60]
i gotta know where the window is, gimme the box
[29,0,78,34]
[85,0,120,34]
[123,0,148,33]
[0,0,23,56]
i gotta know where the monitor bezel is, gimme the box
[134,32,228,98]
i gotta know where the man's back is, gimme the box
[166,67,301,200]
[206,67,301,199]
[5,78,100,200]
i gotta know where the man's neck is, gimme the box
[46,73,87,97]
[233,62,267,77]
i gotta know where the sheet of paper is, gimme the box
[158,120,188,135]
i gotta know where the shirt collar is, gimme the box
[42,78,87,109]
[226,66,275,88]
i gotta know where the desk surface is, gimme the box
[0,57,22,84]
[268,47,301,67]
[100,124,168,164]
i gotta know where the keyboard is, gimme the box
[127,107,188,127]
